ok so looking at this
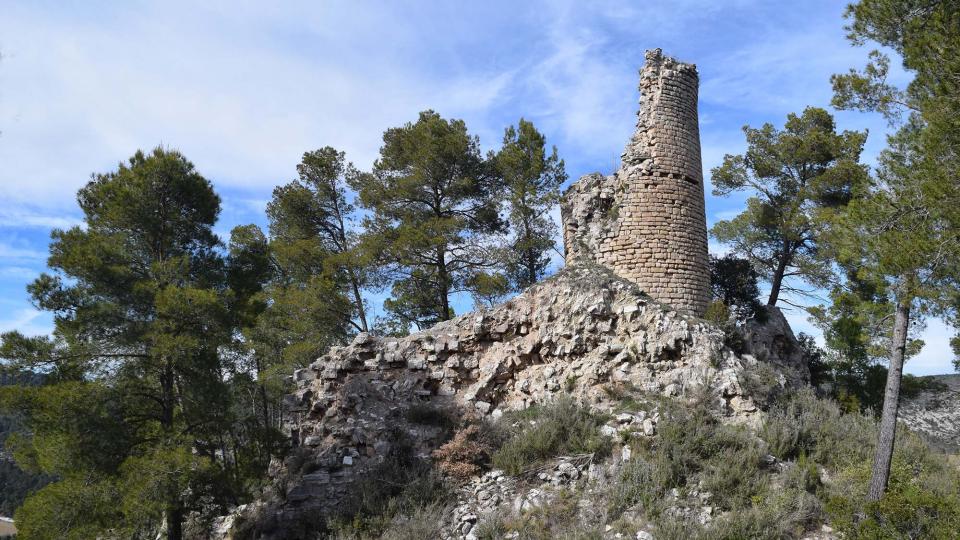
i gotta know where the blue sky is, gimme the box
[0,0,954,374]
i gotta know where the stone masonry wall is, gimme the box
[562,49,711,316]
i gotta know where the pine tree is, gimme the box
[353,110,503,330]
[268,147,375,332]
[822,123,960,501]
[829,0,960,500]
[490,118,567,291]
[710,107,869,306]
[0,148,235,539]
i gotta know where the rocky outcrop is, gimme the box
[209,49,812,539]
[216,262,805,538]
[742,306,811,386]
[899,374,960,453]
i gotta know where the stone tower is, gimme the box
[561,49,710,316]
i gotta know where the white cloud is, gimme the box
[0,266,38,280]
[0,1,518,212]
[907,318,956,376]
[0,307,51,337]
[0,242,46,262]
[0,208,82,230]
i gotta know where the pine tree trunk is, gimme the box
[437,246,451,321]
[766,250,790,306]
[866,296,911,501]
[349,273,369,332]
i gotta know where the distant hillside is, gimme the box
[900,374,960,454]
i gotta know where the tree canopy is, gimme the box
[353,110,504,331]
[710,107,869,306]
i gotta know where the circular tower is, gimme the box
[561,49,711,316]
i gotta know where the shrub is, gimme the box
[491,397,612,475]
[330,428,449,538]
[739,360,784,409]
[607,398,766,520]
[433,421,506,480]
[760,387,874,467]
[499,488,605,540]
[376,504,444,540]
[824,430,960,539]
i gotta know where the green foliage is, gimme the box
[466,270,512,310]
[758,388,960,538]
[761,388,875,465]
[610,399,766,517]
[490,118,567,292]
[823,430,960,539]
[710,107,869,306]
[13,475,121,540]
[830,6,960,497]
[0,148,270,539]
[353,110,503,330]
[709,254,763,318]
[329,430,450,539]
[491,397,612,475]
[267,146,376,332]
[495,488,604,540]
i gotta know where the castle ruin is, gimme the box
[561,48,711,316]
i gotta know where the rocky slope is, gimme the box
[211,262,808,539]
[900,374,960,453]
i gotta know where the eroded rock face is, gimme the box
[742,306,811,386]
[209,49,812,540]
[218,263,803,538]
[899,374,960,453]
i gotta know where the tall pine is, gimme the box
[0,148,235,539]
[353,110,503,331]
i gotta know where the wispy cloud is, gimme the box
[0,0,954,374]
[0,307,51,337]
[0,242,46,262]
[0,208,82,230]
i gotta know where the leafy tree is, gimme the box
[223,225,287,475]
[268,148,375,332]
[808,268,924,413]
[490,119,567,291]
[353,110,503,330]
[821,123,960,501]
[710,107,869,306]
[226,221,352,446]
[0,148,236,539]
[708,254,762,318]
[239,147,370,386]
[466,270,511,310]
[829,0,960,500]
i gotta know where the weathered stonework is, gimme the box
[562,48,711,316]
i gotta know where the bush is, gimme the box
[607,398,766,520]
[759,389,960,538]
[823,430,960,539]
[760,387,874,467]
[330,428,449,538]
[498,488,605,540]
[739,360,785,409]
[433,420,509,480]
[491,397,612,475]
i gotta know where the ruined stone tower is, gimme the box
[561,49,710,316]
